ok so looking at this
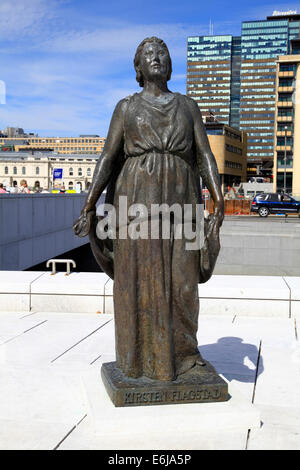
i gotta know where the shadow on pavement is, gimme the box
[199,336,264,383]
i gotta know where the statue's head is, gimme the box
[134,37,172,87]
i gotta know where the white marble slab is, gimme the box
[248,404,300,450]
[197,315,261,402]
[31,272,110,295]
[104,278,113,296]
[200,299,289,317]
[0,311,50,344]
[0,364,87,450]
[284,277,300,319]
[58,412,249,450]
[0,294,30,312]
[253,343,300,408]
[77,370,260,450]
[104,279,114,314]
[198,275,290,300]
[1,311,299,450]
[31,294,105,314]
[0,418,81,450]
[0,271,44,294]
[2,313,111,367]
[291,301,300,319]
[0,271,44,312]
[284,277,300,300]
[54,316,115,367]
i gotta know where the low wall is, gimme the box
[0,272,299,319]
[0,193,88,270]
[215,218,300,276]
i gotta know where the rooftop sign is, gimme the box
[272,10,297,16]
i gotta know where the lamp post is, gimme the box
[283,125,287,193]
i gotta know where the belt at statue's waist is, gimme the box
[124,150,195,169]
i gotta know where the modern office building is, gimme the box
[203,112,248,191]
[187,12,300,177]
[187,35,241,126]
[273,54,300,195]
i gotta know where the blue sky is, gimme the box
[0,0,300,136]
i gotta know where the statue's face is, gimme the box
[139,42,170,83]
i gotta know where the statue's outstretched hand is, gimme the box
[73,207,96,238]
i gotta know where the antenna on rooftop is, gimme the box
[209,19,214,35]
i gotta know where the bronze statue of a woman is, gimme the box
[74,37,227,406]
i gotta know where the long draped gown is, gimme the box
[110,92,204,381]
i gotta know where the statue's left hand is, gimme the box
[205,201,224,243]
[73,209,96,238]
[212,201,224,228]
[200,202,223,283]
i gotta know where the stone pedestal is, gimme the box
[101,361,228,407]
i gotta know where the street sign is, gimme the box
[53,168,63,180]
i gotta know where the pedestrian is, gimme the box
[33,181,42,193]
[10,181,19,193]
[0,183,6,193]
[19,179,30,193]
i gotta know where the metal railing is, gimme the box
[46,259,76,275]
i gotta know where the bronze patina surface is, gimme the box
[102,361,228,407]
[74,37,227,406]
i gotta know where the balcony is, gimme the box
[277,131,292,137]
[276,145,292,152]
[277,116,293,122]
[278,86,294,93]
[277,101,293,108]
[278,71,295,78]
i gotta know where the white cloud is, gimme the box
[0,0,59,40]
[0,4,243,135]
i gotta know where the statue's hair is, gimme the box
[134,37,172,87]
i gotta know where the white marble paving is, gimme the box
[248,405,300,450]
[0,271,44,312]
[31,293,105,314]
[0,294,30,312]
[1,274,300,317]
[200,298,289,317]
[197,315,260,401]
[73,371,260,450]
[0,310,300,450]
[1,313,111,366]
[198,275,290,300]
[0,271,44,293]
[284,277,300,319]
[30,272,110,295]
[292,301,300,319]
[284,277,300,301]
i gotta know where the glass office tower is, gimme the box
[240,16,300,169]
[187,14,300,176]
[187,35,239,125]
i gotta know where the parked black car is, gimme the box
[251,193,300,217]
